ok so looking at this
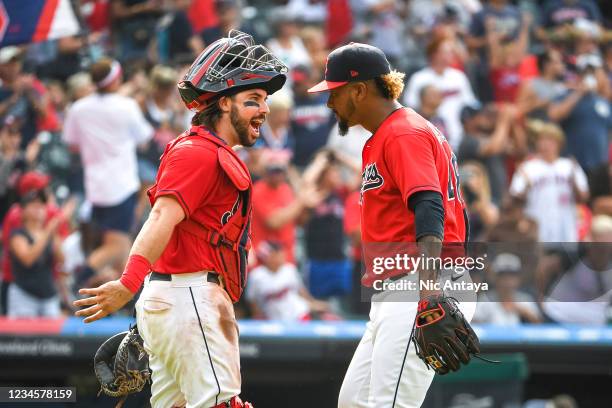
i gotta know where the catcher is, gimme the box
[308,43,482,407]
[74,30,287,408]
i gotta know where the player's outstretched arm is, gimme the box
[73,196,185,323]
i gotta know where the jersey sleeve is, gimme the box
[509,165,529,196]
[126,99,154,145]
[62,108,79,146]
[573,161,589,194]
[154,144,218,217]
[384,132,442,205]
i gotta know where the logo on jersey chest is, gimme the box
[221,194,241,225]
[360,163,384,203]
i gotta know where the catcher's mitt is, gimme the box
[94,325,150,406]
[412,294,480,375]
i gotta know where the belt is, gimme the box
[149,271,220,285]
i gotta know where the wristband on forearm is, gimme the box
[119,254,152,293]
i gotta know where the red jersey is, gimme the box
[149,127,247,274]
[2,204,71,282]
[360,108,467,244]
[490,66,521,103]
[251,180,296,263]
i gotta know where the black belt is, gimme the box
[150,271,220,285]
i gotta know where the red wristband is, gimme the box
[120,254,152,293]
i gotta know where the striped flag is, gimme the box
[0,0,81,47]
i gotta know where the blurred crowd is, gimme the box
[0,0,611,326]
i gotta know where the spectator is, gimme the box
[417,85,447,136]
[409,0,472,39]
[473,253,542,325]
[516,48,568,120]
[540,0,602,32]
[286,0,327,25]
[466,0,522,102]
[200,0,257,46]
[0,116,28,220]
[251,149,316,263]
[588,158,612,215]
[6,176,72,317]
[42,36,87,82]
[80,0,111,34]
[357,0,405,69]
[246,241,332,321]
[406,0,467,72]
[137,65,183,186]
[154,0,204,64]
[302,149,357,300]
[487,197,539,243]
[66,72,95,103]
[343,185,368,314]
[63,58,153,286]
[404,37,478,149]
[0,46,48,148]
[266,12,311,70]
[110,0,163,63]
[299,27,329,75]
[289,66,334,168]
[187,0,219,36]
[458,103,514,204]
[486,13,532,103]
[548,53,611,174]
[459,161,499,240]
[542,214,612,325]
[467,0,523,52]
[255,91,294,151]
[509,120,589,243]
[1,172,72,315]
[326,124,371,167]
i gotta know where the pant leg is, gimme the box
[369,299,477,408]
[179,283,241,408]
[368,301,433,408]
[338,322,374,408]
[338,303,378,408]
[136,284,186,408]
[137,274,241,408]
[7,284,39,318]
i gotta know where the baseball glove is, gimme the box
[94,325,150,407]
[412,294,480,375]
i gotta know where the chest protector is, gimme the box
[150,126,252,303]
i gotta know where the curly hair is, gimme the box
[191,95,236,129]
[373,70,405,100]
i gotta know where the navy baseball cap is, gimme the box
[308,43,391,93]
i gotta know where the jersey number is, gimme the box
[448,152,461,201]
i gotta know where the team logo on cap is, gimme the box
[350,70,359,77]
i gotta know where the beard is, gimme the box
[337,99,356,137]
[230,104,256,147]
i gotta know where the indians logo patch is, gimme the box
[360,163,384,203]
[221,194,241,225]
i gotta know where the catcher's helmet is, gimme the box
[178,30,288,111]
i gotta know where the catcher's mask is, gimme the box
[178,30,288,111]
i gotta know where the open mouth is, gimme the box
[250,118,264,136]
